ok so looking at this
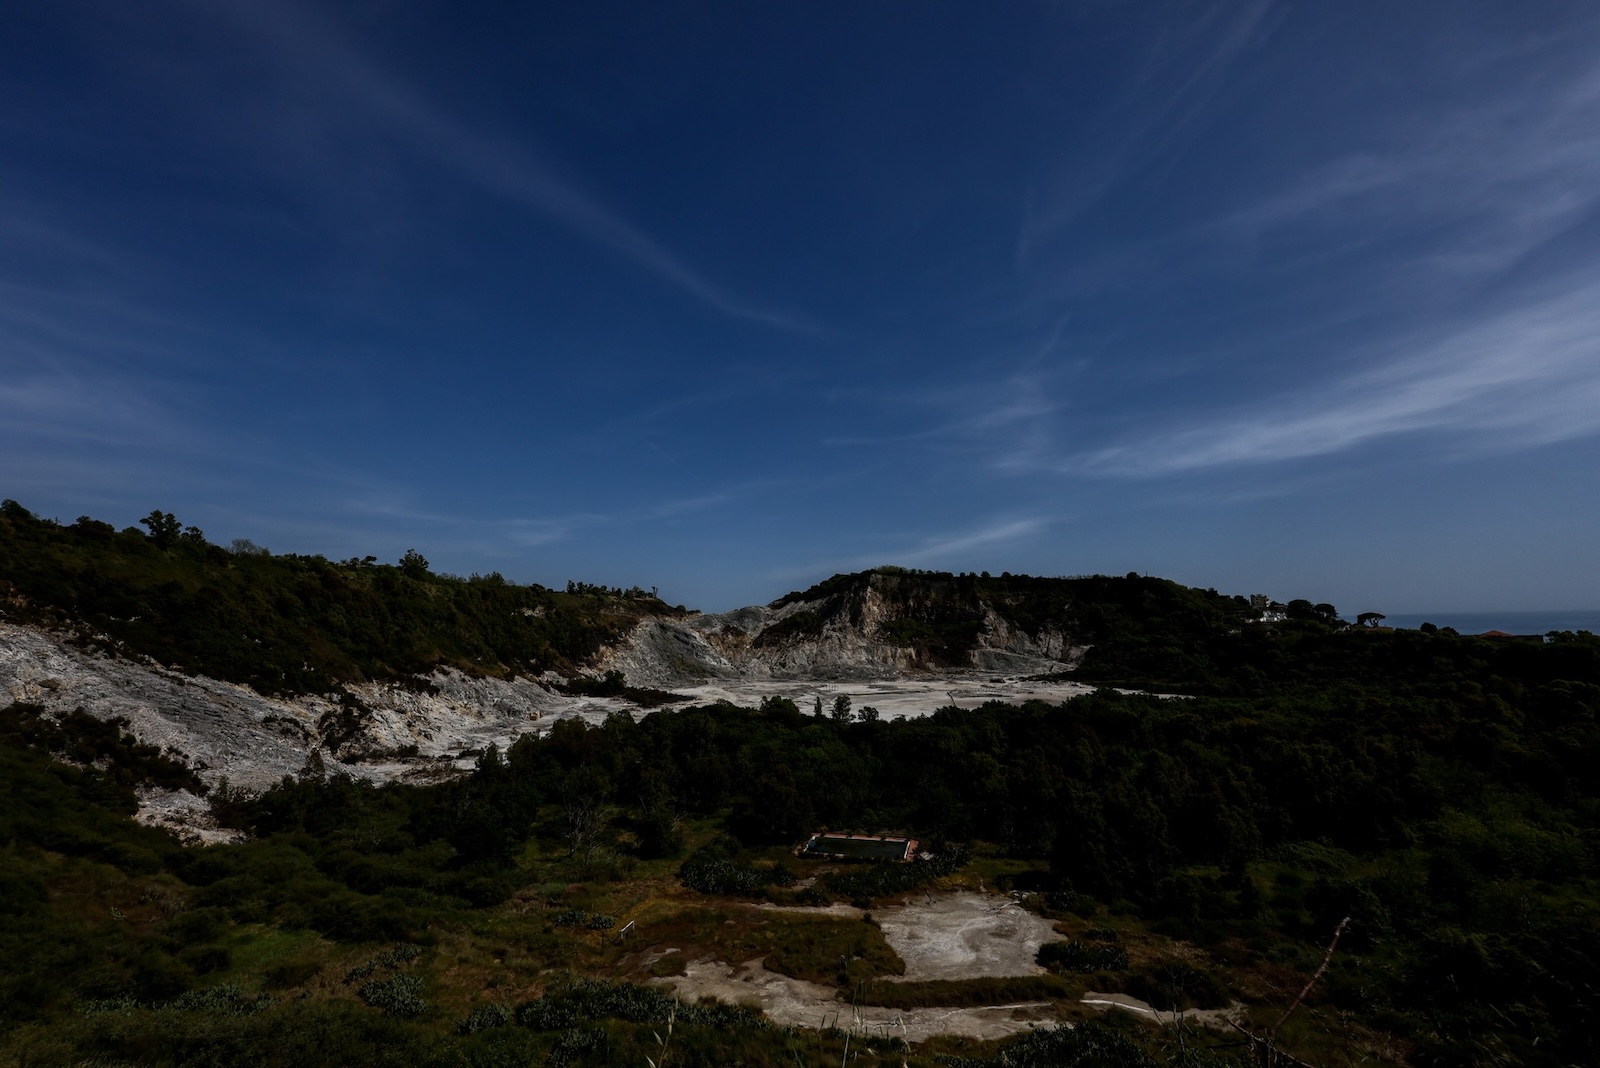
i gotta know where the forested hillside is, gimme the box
[0,500,679,694]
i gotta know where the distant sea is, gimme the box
[1382,610,1600,635]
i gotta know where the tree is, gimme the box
[812,695,824,718]
[141,510,182,549]
[830,694,852,722]
[298,748,327,784]
[636,766,682,858]
[72,516,115,539]
[562,766,611,864]
[1357,612,1386,629]
[759,695,803,727]
[858,705,880,723]
[399,549,430,577]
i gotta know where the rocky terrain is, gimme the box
[1,571,1096,838]
[605,572,1084,685]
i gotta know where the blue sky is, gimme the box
[4,1,1599,613]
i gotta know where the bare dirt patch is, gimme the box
[874,891,1064,981]
[657,891,1072,1042]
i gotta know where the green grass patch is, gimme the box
[647,954,686,978]
[631,906,904,988]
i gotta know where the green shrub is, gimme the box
[821,844,970,902]
[170,984,272,1016]
[458,1001,511,1034]
[356,973,426,1018]
[1037,939,1130,973]
[677,839,780,896]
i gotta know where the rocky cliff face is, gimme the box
[599,573,1081,685]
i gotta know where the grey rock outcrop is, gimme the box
[598,582,1079,686]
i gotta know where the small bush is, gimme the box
[357,973,426,1018]
[1037,939,1130,973]
[344,943,425,983]
[677,839,782,896]
[515,997,578,1031]
[821,844,970,902]
[458,1001,511,1034]
[170,984,272,1016]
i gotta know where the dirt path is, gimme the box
[1081,992,1244,1030]
[662,956,1058,1043]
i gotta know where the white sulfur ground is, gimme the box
[666,675,1108,720]
[659,891,1070,1042]
[873,892,1064,980]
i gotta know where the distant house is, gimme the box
[797,832,919,863]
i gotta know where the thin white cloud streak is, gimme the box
[779,517,1050,583]
[1073,280,1600,477]
[335,480,764,555]
[0,283,214,455]
[0,378,174,447]
[198,0,812,333]
[992,27,1600,480]
[897,518,1049,565]
[826,369,1063,456]
[1017,0,1277,259]
[1217,67,1600,286]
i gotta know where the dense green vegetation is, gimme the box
[4,502,1600,1064]
[0,500,678,695]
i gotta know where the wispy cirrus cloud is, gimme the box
[777,516,1051,584]
[896,518,1050,564]
[185,0,813,333]
[1073,278,1600,476]
[1017,0,1279,260]
[989,22,1600,481]
[1216,67,1600,287]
